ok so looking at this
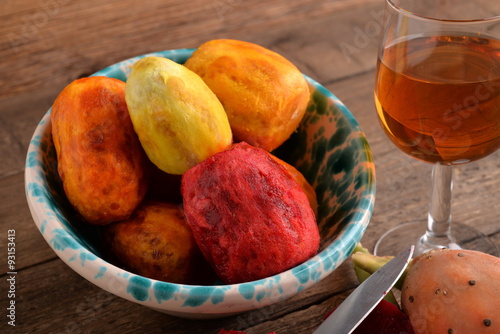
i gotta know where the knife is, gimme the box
[313,245,414,334]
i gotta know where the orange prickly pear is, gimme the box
[401,248,500,334]
[184,39,310,152]
[51,76,149,225]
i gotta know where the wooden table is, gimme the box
[1,0,499,333]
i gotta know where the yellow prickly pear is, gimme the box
[125,56,232,175]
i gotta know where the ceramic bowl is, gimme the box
[25,49,375,319]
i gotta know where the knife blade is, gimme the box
[313,245,414,334]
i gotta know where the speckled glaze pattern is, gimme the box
[25,49,375,319]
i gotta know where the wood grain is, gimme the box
[0,0,499,333]
[0,0,380,98]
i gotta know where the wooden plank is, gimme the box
[2,1,499,332]
[263,2,384,85]
[0,86,59,178]
[0,0,380,98]
[0,172,58,271]
[0,255,356,333]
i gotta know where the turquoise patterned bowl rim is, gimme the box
[25,48,375,319]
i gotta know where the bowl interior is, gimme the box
[25,49,375,317]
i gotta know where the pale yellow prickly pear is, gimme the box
[125,56,232,175]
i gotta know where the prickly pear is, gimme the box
[125,56,232,175]
[401,248,500,334]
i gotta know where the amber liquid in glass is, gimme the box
[375,34,500,164]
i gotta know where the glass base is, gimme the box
[373,220,499,257]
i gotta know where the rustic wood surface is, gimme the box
[1,0,499,333]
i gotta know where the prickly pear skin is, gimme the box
[401,248,500,334]
[102,201,212,284]
[125,56,233,175]
[181,142,320,284]
[269,154,318,217]
[184,39,310,152]
[51,76,149,225]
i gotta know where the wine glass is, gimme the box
[373,0,500,256]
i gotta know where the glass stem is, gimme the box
[417,164,460,254]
